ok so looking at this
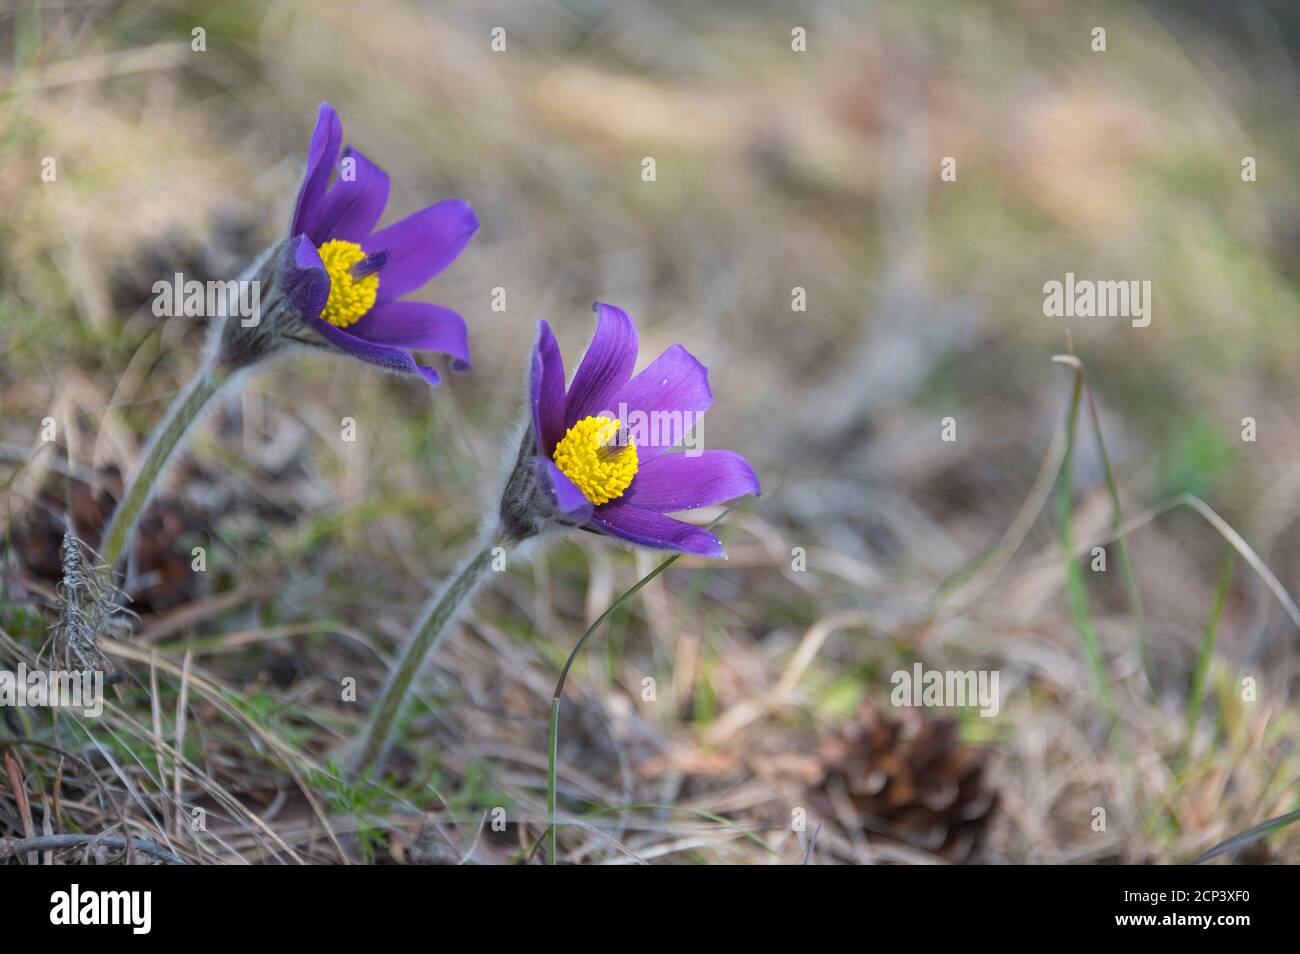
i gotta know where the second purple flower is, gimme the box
[282,103,478,386]
[516,303,760,557]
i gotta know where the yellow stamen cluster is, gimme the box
[317,239,379,328]
[553,416,639,506]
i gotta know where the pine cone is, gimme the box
[809,701,997,862]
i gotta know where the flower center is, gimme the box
[317,239,379,328]
[553,416,639,506]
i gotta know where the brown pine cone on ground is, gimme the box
[808,701,997,863]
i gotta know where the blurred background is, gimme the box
[2,0,1299,864]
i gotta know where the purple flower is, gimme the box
[522,303,760,557]
[280,104,478,386]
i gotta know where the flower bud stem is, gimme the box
[348,539,503,779]
[100,245,289,570]
[99,356,230,569]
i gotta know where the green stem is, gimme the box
[546,697,559,865]
[100,356,229,569]
[548,550,683,864]
[545,506,735,864]
[349,540,500,779]
[1182,546,1234,769]
[1056,359,1114,719]
[1084,389,1153,693]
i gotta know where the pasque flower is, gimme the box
[100,104,477,569]
[508,302,760,556]
[349,303,760,777]
[279,103,478,385]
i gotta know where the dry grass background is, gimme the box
[1,0,1299,863]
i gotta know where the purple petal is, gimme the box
[590,502,724,557]
[306,146,390,245]
[347,300,471,368]
[564,303,638,428]
[536,457,594,524]
[531,320,567,454]
[291,104,343,238]
[364,199,478,303]
[279,236,330,322]
[301,312,441,387]
[623,450,760,512]
[608,343,712,462]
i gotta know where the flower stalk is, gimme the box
[342,304,758,843]
[99,355,230,569]
[347,538,504,778]
[99,242,297,570]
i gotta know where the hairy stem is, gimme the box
[100,356,230,569]
[348,540,501,778]
[100,241,295,570]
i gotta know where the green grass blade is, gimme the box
[1084,388,1153,691]
[1054,356,1113,719]
[1182,546,1234,765]
[545,505,739,865]
[546,697,559,864]
[1193,807,1300,864]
